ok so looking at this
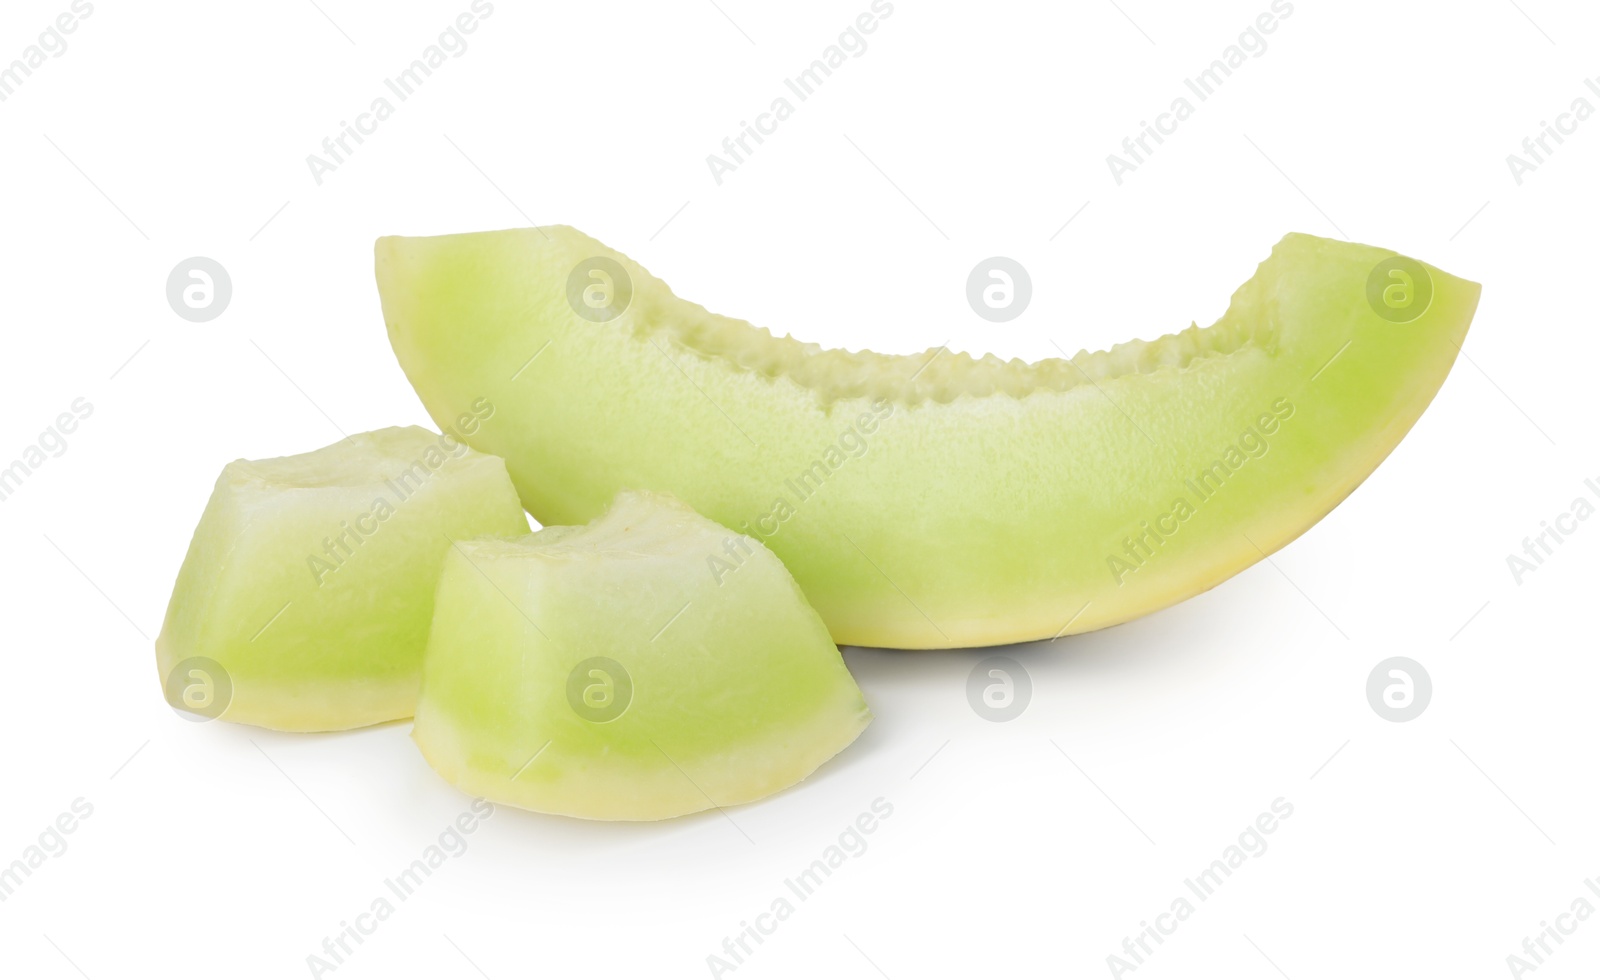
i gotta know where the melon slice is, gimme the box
[411,490,870,821]
[376,228,1481,649]
[155,426,529,731]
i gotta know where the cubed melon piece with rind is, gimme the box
[155,426,529,731]
[411,490,871,821]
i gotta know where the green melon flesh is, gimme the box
[376,228,1481,649]
[156,426,529,731]
[411,490,871,821]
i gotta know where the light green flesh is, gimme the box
[377,228,1481,649]
[156,426,529,731]
[411,490,871,821]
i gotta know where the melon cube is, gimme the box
[156,426,529,731]
[412,490,871,820]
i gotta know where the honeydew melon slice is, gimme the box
[155,426,529,731]
[411,489,870,821]
[376,228,1480,649]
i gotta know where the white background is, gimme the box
[1,0,1596,977]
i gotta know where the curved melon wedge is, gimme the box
[377,228,1480,649]
[411,490,871,821]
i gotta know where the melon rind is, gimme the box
[376,228,1481,649]
[155,426,530,731]
[410,490,871,821]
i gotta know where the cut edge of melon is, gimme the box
[412,693,870,821]
[377,227,1323,410]
[409,490,872,820]
[155,426,531,732]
